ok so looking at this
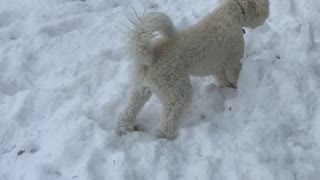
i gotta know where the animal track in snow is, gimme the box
[0,10,23,41]
[0,10,20,28]
[298,21,315,51]
[87,149,107,180]
[313,64,320,78]
[12,91,35,128]
[39,163,62,179]
[18,140,40,155]
[39,15,95,38]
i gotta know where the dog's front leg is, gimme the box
[225,60,242,89]
[214,69,233,88]
[116,85,152,136]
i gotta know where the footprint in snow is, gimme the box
[0,10,23,41]
[313,65,320,78]
[39,163,62,180]
[0,10,20,28]
[298,21,315,51]
[87,149,107,180]
[39,15,95,38]
[63,0,86,2]
[14,92,35,128]
[17,141,40,156]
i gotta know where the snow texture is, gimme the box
[0,0,320,180]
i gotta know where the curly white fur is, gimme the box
[117,0,269,139]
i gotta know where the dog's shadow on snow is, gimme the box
[137,79,237,134]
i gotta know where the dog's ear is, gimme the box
[249,0,259,24]
[244,0,269,28]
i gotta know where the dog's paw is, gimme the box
[155,129,177,140]
[218,82,237,89]
[225,83,237,89]
[116,122,145,136]
[116,121,135,136]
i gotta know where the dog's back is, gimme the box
[129,0,269,75]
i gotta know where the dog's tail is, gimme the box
[128,12,175,65]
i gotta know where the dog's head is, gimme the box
[237,0,269,28]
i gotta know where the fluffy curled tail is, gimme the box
[128,12,175,65]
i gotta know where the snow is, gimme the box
[1,0,320,179]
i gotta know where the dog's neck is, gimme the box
[222,0,246,26]
[200,0,246,28]
[234,0,245,16]
[227,0,246,27]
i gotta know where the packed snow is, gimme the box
[1,0,320,179]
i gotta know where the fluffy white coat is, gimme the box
[117,0,269,139]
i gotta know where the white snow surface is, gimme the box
[1,0,320,179]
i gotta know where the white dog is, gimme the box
[117,0,269,139]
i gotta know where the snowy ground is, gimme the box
[1,0,320,179]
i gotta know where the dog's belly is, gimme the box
[187,54,224,77]
[188,65,214,76]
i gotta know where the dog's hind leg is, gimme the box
[155,74,192,140]
[116,85,152,136]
